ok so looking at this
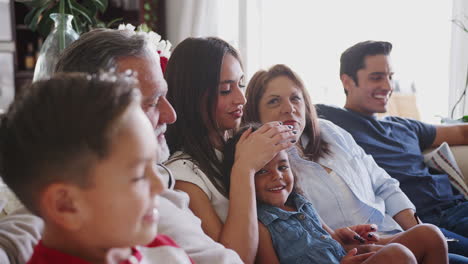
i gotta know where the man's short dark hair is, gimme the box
[340,41,392,93]
[0,73,138,215]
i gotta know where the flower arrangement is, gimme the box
[118,23,172,73]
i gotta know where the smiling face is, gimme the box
[213,53,247,132]
[254,150,294,209]
[78,103,164,248]
[258,76,306,140]
[343,54,394,116]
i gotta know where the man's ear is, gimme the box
[40,183,87,231]
[340,74,356,94]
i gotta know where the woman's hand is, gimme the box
[234,122,296,172]
[334,224,379,247]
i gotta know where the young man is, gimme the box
[316,40,468,256]
[0,28,242,264]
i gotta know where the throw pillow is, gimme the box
[423,142,468,199]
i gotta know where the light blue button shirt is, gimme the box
[289,119,415,233]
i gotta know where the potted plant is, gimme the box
[16,0,118,81]
[16,0,112,37]
[451,17,468,120]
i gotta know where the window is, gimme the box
[240,0,453,123]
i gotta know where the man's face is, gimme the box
[343,54,394,116]
[117,54,177,162]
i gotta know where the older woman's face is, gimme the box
[258,76,306,140]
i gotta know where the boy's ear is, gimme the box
[340,74,355,94]
[40,183,87,231]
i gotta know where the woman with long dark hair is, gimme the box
[164,38,295,263]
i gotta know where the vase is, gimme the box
[33,13,79,82]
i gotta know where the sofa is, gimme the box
[451,145,468,185]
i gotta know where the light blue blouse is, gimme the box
[289,119,415,233]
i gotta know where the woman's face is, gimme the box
[213,54,246,132]
[258,76,306,140]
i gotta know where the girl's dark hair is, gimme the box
[222,123,303,196]
[221,124,259,194]
[165,37,242,196]
[0,72,138,215]
[243,64,329,161]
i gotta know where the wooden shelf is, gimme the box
[15,24,29,30]
[16,70,34,79]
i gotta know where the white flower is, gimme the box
[147,31,162,44]
[157,40,172,58]
[117,23,171,58]
[118,23,136,31]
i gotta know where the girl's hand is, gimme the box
[234,122,296,172]
[340,248,375,264]
[334,224,379,246]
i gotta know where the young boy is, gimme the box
[0,73,192,263]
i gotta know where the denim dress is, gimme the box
[257,192,346,264]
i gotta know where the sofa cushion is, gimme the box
[423,142,468,199]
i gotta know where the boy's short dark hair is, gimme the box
[340,41,392,92]
[0,73,139,215]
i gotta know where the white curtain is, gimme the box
[166,1,454,123]
[449,0,468,119]
[166,0,246,49]
[165,0,220,46]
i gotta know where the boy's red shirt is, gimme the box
[27,234,194,264]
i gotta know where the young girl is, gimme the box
[164,37,296,263]
[223,124,448,264]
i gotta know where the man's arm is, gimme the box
[432,124,468,147]
[0,208,44,264]
[392,208,419,230]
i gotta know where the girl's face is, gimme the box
[214,54,246,132]
[255,150,294,210]
[258,76,306,141]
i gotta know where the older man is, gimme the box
[0,28,242,264]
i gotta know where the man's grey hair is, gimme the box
[55,28,158,73]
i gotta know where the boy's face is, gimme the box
[78,103,164,247]
[254,150,294,210]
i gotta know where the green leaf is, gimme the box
[106,17,123,28]
[24,4,50,31]
[91,0,108,13]
[36,5,58,37]
[69,0,93,25]
[16,0,50,9]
